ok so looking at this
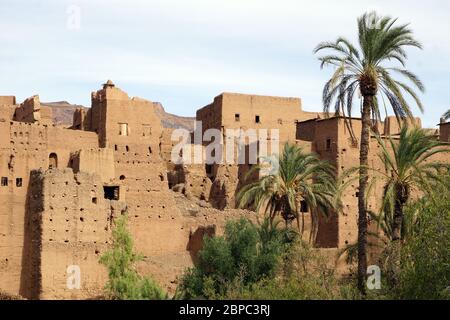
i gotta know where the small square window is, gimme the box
[235,114,240,122]
[119,123,129,136]
[255,115,260,123]
[1,177,8,186]
[278,119,283,125]
[326,139,332,151]
[16,178,22,187]
[142,125,152,137]
[104,186,120,200]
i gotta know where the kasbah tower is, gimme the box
[0,80,449,299]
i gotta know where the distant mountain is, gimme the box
[41,101,87,126]
[153,102,195,131]
[42,101,195,131]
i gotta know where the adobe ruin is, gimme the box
[0,81,448,299]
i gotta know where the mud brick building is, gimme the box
[0,81,448,299]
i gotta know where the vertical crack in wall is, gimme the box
[19,170,44,299]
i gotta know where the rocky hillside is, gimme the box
[43,101,195,131]
[153,102,195,131]
[41,101,87,126]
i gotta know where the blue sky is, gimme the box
[0,0,449,127]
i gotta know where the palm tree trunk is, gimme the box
[301,211,305,238]
[357,95,372,295]
[392,203,403,242]
[388,185,408,287]
[392,184,408,241]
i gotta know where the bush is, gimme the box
[368,187,450,300]
[217,241,357,300]
[177,217,294,299]
[178,220,355,300]
[178,191,450,300]
[394,194,450,299]
[100,215,167,300]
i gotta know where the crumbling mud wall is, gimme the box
[196,93,323,210]
[165,143,213,202]
[14,95,53,125]
[209,164,240,209]
[145,191,256,293]
[197,92,323,142]
[383,116,421,136]
[295,116,450,253]
[19,170,43,299]
[160,128,177,165]
[170,163,212,202]
[0,119,99,297]
[71,148,115,182]
[84,82,211,294]
[1,82,448,299]
[0,96,16,106]
[296,117,389,249]
[305,118,341,248]
[0,83,230,298]
[0,96,17,121]
[25,169,125,299]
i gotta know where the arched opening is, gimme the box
[49,153,58,169]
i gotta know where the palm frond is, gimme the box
[236,143,338,243]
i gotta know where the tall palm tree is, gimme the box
[236,143,338,243]
[443,110,450,121]
[314,12,424,293]
[371,126,449,241]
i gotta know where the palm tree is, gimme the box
[236,143,338,243]
[371,126,449,241]
[443,110,450,121]
[314,12,424,293]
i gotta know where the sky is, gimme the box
[0,0,449,127]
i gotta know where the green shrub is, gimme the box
[100,215,167,300]
[218,241,356,300]
[177,217,294,299]
[178,223,356,300]
[367,187,450,300]
[177,190,450,300]
[394,194,450,299]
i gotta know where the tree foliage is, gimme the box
[237,143,338,242]
[177,217,295,299]
[100,215,167,300]
[315,11,424,293]
[314,12,424,124]
[370,126,450,240]
[443,109,450,121]
[395,191,450,299]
